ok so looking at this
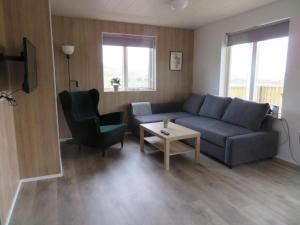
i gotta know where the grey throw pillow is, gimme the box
[183,94,205,114]
[198,94,232,119]
[131,102,152,116]
[222,98,270,131]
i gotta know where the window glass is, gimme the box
[103,45,124,89]
[228,43,253,100]
[127,47,152,89]
[254,37,288,108]
[102,33,155,91]
[227,37,288,112]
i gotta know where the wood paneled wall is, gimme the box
[52,16,194,138]
[3,0,61,178]
[0,102,19,225]
[0,1,20,224]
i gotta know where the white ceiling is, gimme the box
[51,0,279,29]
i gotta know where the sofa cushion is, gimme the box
[199,94,232,119]
[222,98,270,131]
[175,117,252,147]
[134,112,193,124]
[175,116,219,132]
[183,94,205,115]
[202,121,253,147]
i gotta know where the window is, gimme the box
[102,33,156,91]
[226,20,289,110]
[228,43,253,100]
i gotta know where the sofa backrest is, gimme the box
[198,94,232,119]
[183,94,205,115]
[151,102,183,114]
[221,98,270,131]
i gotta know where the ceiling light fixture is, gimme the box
[169,0,189,10]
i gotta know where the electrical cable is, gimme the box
[280,117,300,166]
[0,88,21,106]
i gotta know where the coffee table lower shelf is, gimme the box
[144,136,195,156]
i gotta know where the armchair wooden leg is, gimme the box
[121,140,124,149]
[78,144,81,151]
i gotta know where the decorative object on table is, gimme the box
[169,51,183,71]
[59,89,127,156]
[160,129,170,135]
[61,45,79,91]
[163,118,170,128]
[110,77,121,91]
[271,105,279,118]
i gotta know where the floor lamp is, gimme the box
[61,45,78,91]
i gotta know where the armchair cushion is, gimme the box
[100,112,123,125]
[100,124,127,133]
[70,90,99,120]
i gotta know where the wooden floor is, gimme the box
[10,135,300,225]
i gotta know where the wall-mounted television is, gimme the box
[0,37,37,94]
[0,55,9,91]
[22,37,37,93]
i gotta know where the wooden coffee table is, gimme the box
[140,122,200,170]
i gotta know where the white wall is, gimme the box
[193,0,300,164]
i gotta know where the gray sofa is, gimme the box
[130,94,279,168]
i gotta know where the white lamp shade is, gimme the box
[61,45,75,55]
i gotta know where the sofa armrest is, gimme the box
[225,131,279,167]
[260,114,275,131]
[99,112,123,125]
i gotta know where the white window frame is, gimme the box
[102,33,156,92]
[225,38,288,102]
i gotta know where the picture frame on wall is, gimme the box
[169,51,183,71]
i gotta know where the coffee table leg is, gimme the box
[164,140,170,170]
[140,126,144,152]
[195,135,200,162]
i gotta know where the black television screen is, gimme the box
[0,55,9,91]
[22,37,37,93]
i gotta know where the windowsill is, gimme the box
[103,88,157,93]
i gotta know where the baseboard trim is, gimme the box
[20,173,63,183]
[4,181,22,225]
[274,157,300,169]
[4,173,63,225]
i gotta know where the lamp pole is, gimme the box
[66,55,71,91]
[62,45,78,92]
